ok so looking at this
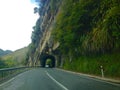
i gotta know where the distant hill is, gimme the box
[0,49,13,56]
[2,47,29,66]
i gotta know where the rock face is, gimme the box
[28,0,62,67]
[0,49,12,56]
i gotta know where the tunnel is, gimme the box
[40,54,56,68]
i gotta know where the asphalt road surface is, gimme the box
[0,68,120,90]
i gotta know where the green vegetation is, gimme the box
[0,58,7,68]
[0,47,28,69]
[31,19,42,48]
[52,0,120,55]
[46,59,52,67]
[0,57,16,69]
[51,0,120,78]
[63,52,120,78]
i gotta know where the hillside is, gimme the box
[1,47,29,67]
[0,49,12,56]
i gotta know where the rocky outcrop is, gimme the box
[28,0,62,66]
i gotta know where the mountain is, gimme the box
[0,49,13,56]
[2,47,29,66]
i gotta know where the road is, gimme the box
[0,68,120,90]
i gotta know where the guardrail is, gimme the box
[0,66,40,83]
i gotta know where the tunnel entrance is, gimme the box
[40,54,55,68]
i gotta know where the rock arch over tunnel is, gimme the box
[40,54,56,68]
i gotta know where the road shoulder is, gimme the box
[56,68,120,85]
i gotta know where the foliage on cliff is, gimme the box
[52,0,120,57]
[51,0,120,78]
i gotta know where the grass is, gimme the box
[63,52,120,79]
[1,47,28,67]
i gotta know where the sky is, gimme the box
[0,0,39,51]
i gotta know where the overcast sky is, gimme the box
[0,0,38,51]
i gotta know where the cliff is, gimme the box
[27,0,120,78]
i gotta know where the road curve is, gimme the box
[0,68,120,90]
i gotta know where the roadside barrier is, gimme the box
[0,66,41,83]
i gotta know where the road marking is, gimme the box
[0,71,24,87]
[0,77,15,87]
[88,77,120,87]
[57,69,120,87]
[46,71,69,90]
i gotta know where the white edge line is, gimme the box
[0,77,15,87]
[56,69,120,87]
[0,71,25,87]
[45,71,69,90]
[88,77,120,87]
